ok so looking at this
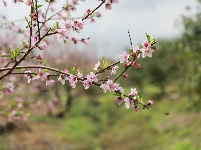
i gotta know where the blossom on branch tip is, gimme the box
[81,38,87,44]
[147,100,154,107]
[93,61,100,70]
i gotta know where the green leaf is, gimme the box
[1,54,12,58]
[137,91,143,101]
[64,40,66,44]
[22,41,27,48]
[56,21,59,29]
[145,33,151,42]
[113,93,121,96]
[37,5,43,8]
[150,38,157,45]
[24,17,30,26]
[102,57,110,68]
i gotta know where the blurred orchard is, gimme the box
[0,0,201,150]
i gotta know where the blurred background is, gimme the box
[0,0,201,150]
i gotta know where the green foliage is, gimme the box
[102,57,110,68]
[1,47,20,60]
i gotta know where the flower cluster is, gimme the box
[55,19,84,40]
[24,69,49,84]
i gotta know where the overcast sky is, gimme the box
[0,0,198,58]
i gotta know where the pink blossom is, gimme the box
[147,100,154,107]
[72,19,84,33]
[105,4,112,10]
[50,3,55,12]
[32,34,39,44]
[142,40,150,49]
[107,0,119,4]
[133,105,139,112]
[58,74,68,85]
[100,83,108,93]
[81,38,87,44]
[119,51,130,63]
[62,20,72,31]
[125,61,132,67]
[22,116,28,121]
[36,69,49,81]
[124,97,130,109]
[141,48,154,58]
[83,71,98,89]
[71,36,77,44]
[25,0,32,6]
[122,73,129,79]
[132,46,140,58]
[86,72,98,83]
[86,9,91,15]
[93,61,100,70]
[100,80,119,93]
[38,42,47,50]
[105,0,119,10]
[129,88,138,96]
[111,66,119,75]
[46,78,55,86]
[83,79,92,89]
[77,72,83,78]
[24,70,34,83]
[115,96,123,105]
[55,28,67,40]
[115,86,124,93]
[6,82,15,93]
[133,62,141,68]
[2,0,6,7]
[69,74,77,88]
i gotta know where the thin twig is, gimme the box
[82,0,105,21]
[128,30,133,48]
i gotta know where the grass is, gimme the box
[0,84,201,150]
